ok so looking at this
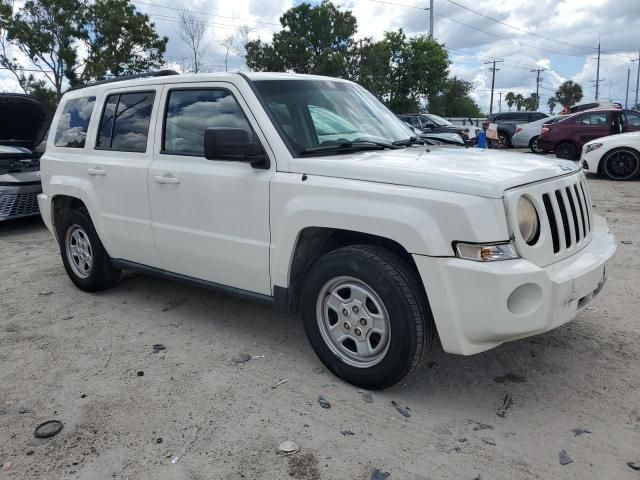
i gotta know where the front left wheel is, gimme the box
[602,147,640,180]
[300,245,434,390]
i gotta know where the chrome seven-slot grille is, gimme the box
[540,175,592,254]
[0,192,40,219]
[506,172,594,267]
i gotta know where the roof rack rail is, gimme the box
[70,69,180,90]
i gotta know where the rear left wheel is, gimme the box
[57,208,121,292]
[300,245,434,389]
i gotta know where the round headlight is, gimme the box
[517,196,540,245]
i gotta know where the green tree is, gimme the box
[245,1,357,77]
[428,76,482,117]
[505,91,515,111]
[554,80,583,109]
[0,0,168,99]
[514,93,525,111]
[547,96,557,114]
[523,92,538,111]
[351,30,449,112]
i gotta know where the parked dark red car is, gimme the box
[538,108,640,159]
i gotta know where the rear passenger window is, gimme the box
[54,96,96,148]
[576,113,607,125]
[163,89,251,156]
[96,92,154,152]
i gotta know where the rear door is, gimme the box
[571,111,610,147]
[147,82,273,295]
[83,87,159,266]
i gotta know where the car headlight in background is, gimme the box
[455,242,519,261]
[517,196,540,245]
[585,143,602,153]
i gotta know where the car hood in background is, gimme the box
[288,147,580,198]
[0,94,52,150]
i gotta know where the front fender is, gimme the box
[269,173,509,288]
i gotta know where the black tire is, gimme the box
[601,147,640,180]
[555,141,578,160]
[300,245,434,389]
[56,208,120,292]
[529,136,544,154]
[497,132,509,149]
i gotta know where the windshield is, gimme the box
[424,113,453,126]
[253,79,414,156]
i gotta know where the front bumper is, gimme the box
[414,215,616,355]
[580,147,602,174]
[0,170,42,221]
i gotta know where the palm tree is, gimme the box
[514,93,525,111]
[554,81,584,110]
[505,91,515,111]
[547,97,557,114]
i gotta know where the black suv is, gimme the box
[397,113,470,143]
[482,111,549,148]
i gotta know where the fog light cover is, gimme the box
[455,242,519,262]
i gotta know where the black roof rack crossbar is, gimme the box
[70,69,180,90]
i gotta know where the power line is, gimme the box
[443,0,596,53]
[434,12,592,58]
[132,1,281,28]
[485,58,503,114]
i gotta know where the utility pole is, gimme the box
[530,68,545,110]
[595,40,601,100]
[625,68,630,108]
[485,59,503,114]
[635,49,640,109]
[498,92,502,112]
[428,0,434,39]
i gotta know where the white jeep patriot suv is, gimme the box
[38,71,616,389]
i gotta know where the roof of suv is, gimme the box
[64,72,351,100]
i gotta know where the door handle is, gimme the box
[87,167,106,176]
[154,174,180,184]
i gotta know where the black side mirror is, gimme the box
[204,128,268,169]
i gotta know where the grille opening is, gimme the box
[565,187,581,242]
[555,190,572,248]
[573,185,587,236]
[579,181,591,231]
[542,193,560,253]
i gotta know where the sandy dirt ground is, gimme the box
[1,174,639,480]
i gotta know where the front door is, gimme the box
[624,110,640,132]
[147,83,273,295]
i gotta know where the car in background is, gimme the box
[511,115,566,153]
[538,109,640,160]
[0,93,52,222]
[581,131,640,180]
[562,101,622,114]
[481,111,549,148]
[398,113,472,144]
[403,122,466,147]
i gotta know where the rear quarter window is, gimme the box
[54,96,96,148]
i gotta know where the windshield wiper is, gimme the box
[392,136,426,146]
[300,140,400,155]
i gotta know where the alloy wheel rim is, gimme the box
[605,150,639,179]
[65,225,93,279]
[316,276,391,368]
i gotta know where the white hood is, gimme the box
[287,146,580,199]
